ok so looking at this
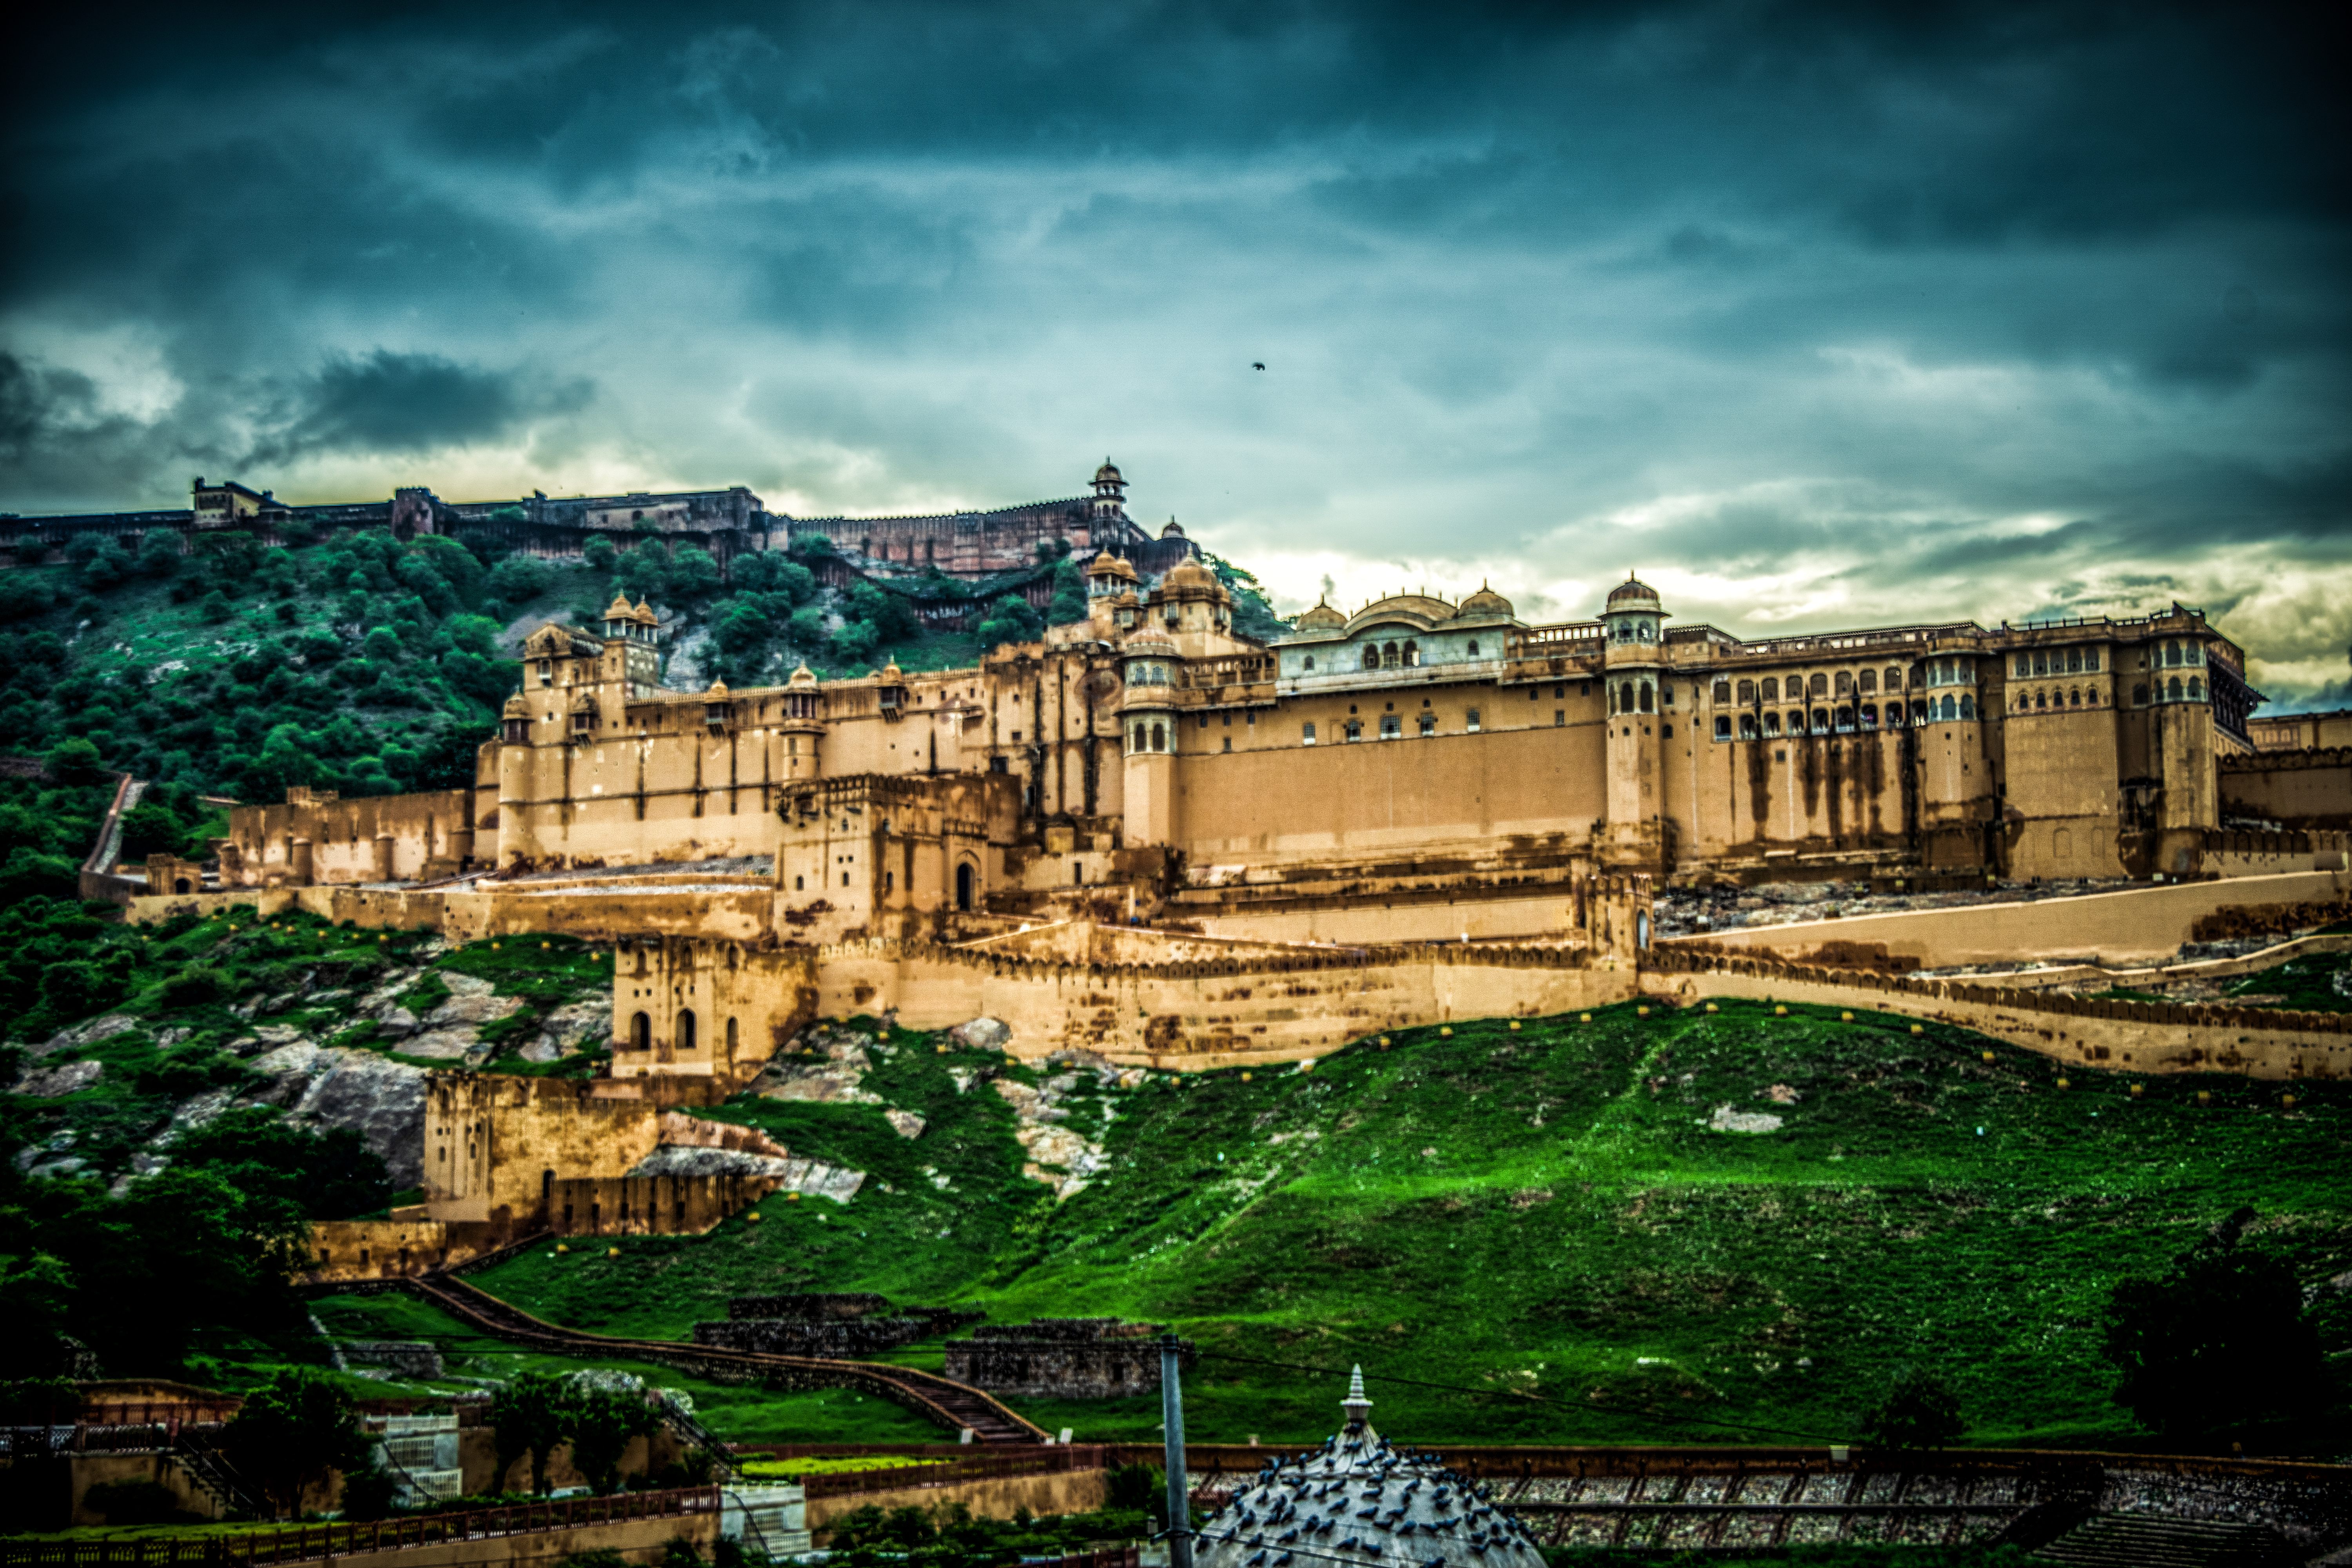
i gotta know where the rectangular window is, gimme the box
[1346,720,1363,742]
[1380,714,1401,739]
[1199,713,1210,729]
[1303,722,1317,745]
[1555,710,1565,727]
[1466,709,1481,732]
[1418,713,1436,737]
[1714,716,1731,740]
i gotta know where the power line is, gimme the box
[1191,1348,1846,1445]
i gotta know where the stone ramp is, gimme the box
[2034,1514,2302,1567]
[405,1274,1045,1444]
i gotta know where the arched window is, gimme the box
[1403,641,1419,666]
[1151,722,1166,750]
[1835,705,1854,731]
[2188,643,2204,665]
[1835,670,1853,697]
[1885,668,1903,692]
[2133,682,2149,705]
[1811,707,1828,733]
[794,874,804,891]
[2014,655,2031,677]
[2167,677,2183,701]
[1860,704,1877,729]
[1132,724,1145,751]
[1362,648,1378,671]
[2069,688,2081,706]
[1302,722,1318,745]
[2165,642,2181,666]
[1712,680,1731,703]
[1739,713,1759,739]
[2187,676,2203,699]
[1639,682,1654,713]
[2035,691,2047,709]
[2089,689,2101,705]
[1858,670,1877,694]
[1382,641,1399,669]
[1940,694,1958,721]
[2085,649,2101,671]
[726,1017,739,1055]
[1737,679,1755,703]
[956,862,975,911]
[1761,678,1779,702]
[1619,681,1636,713]
[631,1012,651,1052]
[1960,695,1976,720]
[2032,651,2047,677]
[1466,640,1479,657]
[1763,711,1782,737]
[2066,649,2082,673]
[1345,719,1363,741]
[1910,700,1927,724]
[1302,655,1315,671]
[1809,673,1828,698]
[2016,694,2028,711]
[1713,715,1731,739]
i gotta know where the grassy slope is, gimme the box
[465,1000,2352,1451]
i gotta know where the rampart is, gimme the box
[2221,746,2352,831]
[1665,869,2352,971]
[1641,946,2352,1080]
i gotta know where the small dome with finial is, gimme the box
[706,677,728,695]
[632,599,659,626]
[1161,516,1186,539]
[788,661,817,690]
[1094,458,1124,485]
[501,693,529,719]
[1605,574,1662,612]
[604,593,636,621]
[1296,598,1346,631]
[1457,580,1514,618]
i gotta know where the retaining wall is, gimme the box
[1666,870,2351,971]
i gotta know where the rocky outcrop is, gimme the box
[241,1042,432,1186]
[14,1059,103,1097]
[625,1144,866,1201]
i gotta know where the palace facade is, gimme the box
[200,541,2319,960]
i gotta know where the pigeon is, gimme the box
[1253,362,1266,370]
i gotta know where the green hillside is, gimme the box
[0,524,1289,851]
[458,997,2352,1452]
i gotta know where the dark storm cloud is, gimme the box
[3,0,2347,695]
[250,352,594,466]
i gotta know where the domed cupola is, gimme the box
[1296,599,1346,632]
[1161,516,1187,539]
[1457,581,1514,619]
[1091,458,1128,522]
[1602,573,1666,649]
[1192,1367,1545,1568]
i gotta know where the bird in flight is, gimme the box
[1252,361,1265,370]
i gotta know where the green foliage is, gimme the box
[165,1107,392,1221]
[2101,1210,2327,1439]
[223,1366,373,1517]
[567,1384,662,1494]
[491,1371,577,1495]
[487,553,554,608]
[974,593,1043,652]
[1859,1367,1965,1449]
[820,1499,1150,1567]
[1044,556,1088,626]
[583,535,618,571]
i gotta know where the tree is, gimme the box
[136,530,184,579]
[222,1367,373,1517]
[487,553,553,608]
[1858,1367,1964,1449]
[165,1107,392,1220]
[2102,1213,2326,1439]
[45,736,104,784]
[1045,556,1087,625]
[666,547,721,600]
[567,1385,661,1494]
[975,593,1043,652]
[583,535,618,572]
[492,1371,575,1495]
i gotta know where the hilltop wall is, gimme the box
[1641,946,2352,1081]
[1667,869,2351,971]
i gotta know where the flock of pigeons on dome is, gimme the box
[1192,1369,1546,1568]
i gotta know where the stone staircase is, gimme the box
[2034,1514,2300,1568]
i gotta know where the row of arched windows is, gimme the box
[1610,679,1658,715]
[2015,686,2106,711]
[1712,668,1916,706]
[624,1011,740,1054]
[2157,640,2204,667]
[1129,722,1170,753]
[1708,695,1975,739]
[1360,640,1421,671]
[2137,675,2206,704]
[2014,648,2101,677]
[1127,662,1172,685]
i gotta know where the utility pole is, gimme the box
[1160,1333,1192,1568]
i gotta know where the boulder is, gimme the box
[37,1014,139,1058]
[952,1017,1012,1051]
[425,993,522,1028]
[376,1007,420,1040]
[15,1059,103,1097]
[289,1052,430,1187]
[399,1025,484,1060]
[439,973,496,998]
[532,998,609,1058]
[885,1109,926,1140]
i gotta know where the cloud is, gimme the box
[248,351,592,466]
[0,0,2344,700]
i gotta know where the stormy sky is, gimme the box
[5,2,2347,701]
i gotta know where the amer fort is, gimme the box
[69,462,2352,1282]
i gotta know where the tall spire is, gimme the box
[1341,1364,1373,1428]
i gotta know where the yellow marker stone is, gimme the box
[786,1191,801,1201]
[747,1212,762,1223]
[1241,1071,1253,1081]
[1704,1003,1717,1014]
[1774,1005,1787,1016]
[1379,1036,1391,1046]
[2129,1083,2145,1098]
[555,1243,568,1254]
[1635,1007,1649,1019]
[1981,1051,1996,1064]
[2054,1078,2070,1090]
[937,1044,949,1054]
[1840,1012,1854,1022]
[2282,1094,2298,1109]
[607,1247,621,1258]
[1910,1024,1923,1035]
[2196,1090,2211,1105]
[1579,1014,1591,1024]
[1440,1026,1454,1037]
[542,941,551,949]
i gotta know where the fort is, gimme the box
[83,466,2352,1283]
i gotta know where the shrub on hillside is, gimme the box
[1859,1368,1965,1450]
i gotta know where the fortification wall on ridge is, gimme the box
[1641,948,2352,1081]
[1665,869,2351,971]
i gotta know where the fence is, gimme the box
[0,1488,721,1568]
